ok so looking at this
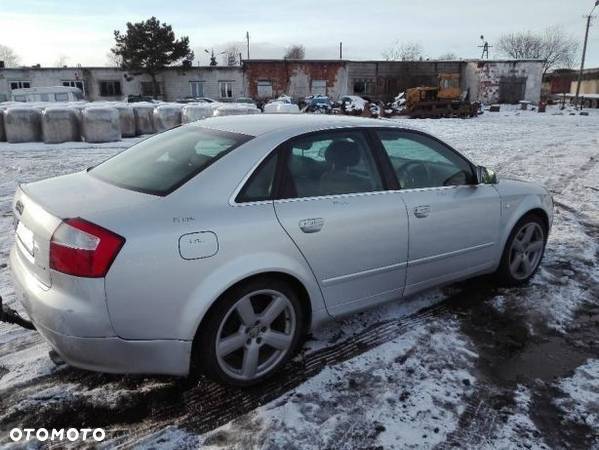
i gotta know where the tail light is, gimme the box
[50,218,125,278]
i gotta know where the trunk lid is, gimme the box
[13,171,156,286]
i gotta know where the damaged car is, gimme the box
[4,114,553,386]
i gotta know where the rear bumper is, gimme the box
[9,246,192,376]
[35,321,192,376]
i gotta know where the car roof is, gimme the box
[190,114,412,138]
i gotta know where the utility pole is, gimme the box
[246,31,250,60]
[575,1,598,108]
[339,42,343,59]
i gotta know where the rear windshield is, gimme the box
[91,126,252,195]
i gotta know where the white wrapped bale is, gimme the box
[0,109,5,142]
[113,104,136,137]
[213,104,260,116]
[133,103,156,135]
[153,105,182,132]
[41,107,80,143]
[5,107,42,143]
[182,103,215,123]
[263,102,300,114]
[81,107,121,143]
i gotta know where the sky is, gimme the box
[1,0,598,68]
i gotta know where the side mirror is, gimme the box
[476,166,497,184]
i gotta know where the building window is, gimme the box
[141,81,161,97]
[257,80,273,98]
[62,80,85,95]
[9,81,31,90]
[99,80,122,97]
[219,81,233,98]
[190,81,204,97]
[311,80,327,96]
[353,79,375,95]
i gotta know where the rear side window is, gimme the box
[281,131,383,199]
[236,153,278,203]
[91,127,252,195]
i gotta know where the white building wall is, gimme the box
[462,60,543,104]
[0,66,244,102]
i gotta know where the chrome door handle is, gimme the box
[413,205,431,218]
[299,217,324,233]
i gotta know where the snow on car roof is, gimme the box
[190,114,411,138]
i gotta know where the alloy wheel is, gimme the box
[215,289,296,381]
[508,222,544,280]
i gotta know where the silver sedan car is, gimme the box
[8,115,553,385]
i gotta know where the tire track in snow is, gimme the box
[1,300,453,448]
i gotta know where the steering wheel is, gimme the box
[397,161,431,189]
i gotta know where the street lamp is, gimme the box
[204,48,226,66]
[575,0,599,108]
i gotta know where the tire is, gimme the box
[496,214,547,286]
[192,278,305,386]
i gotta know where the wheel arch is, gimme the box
[189,271,313,368]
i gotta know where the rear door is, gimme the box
[273,129,409,316]
[373,129,501,295]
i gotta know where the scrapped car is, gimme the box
[6,115,553,385]
[305,96,332,114]
[340,95,368,114]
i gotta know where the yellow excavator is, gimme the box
[403,73,480,118]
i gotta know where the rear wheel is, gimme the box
[497,214,547,286]
[194,278,304,386]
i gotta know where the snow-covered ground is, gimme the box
[0,106,598,449]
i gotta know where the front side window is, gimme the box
[376,130,474,189]
[219,81,233,98]
[280,131,383,199]
[55,93,69,102]
[91,127,252,195]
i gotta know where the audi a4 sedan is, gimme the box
[9,115,553,385]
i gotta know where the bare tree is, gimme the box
[437,52,458,60]
[497,27,578,75]
[222,44,242,66]
[0,44,20,67]
[54,54,69,67]
[106,51,123,67]
[382,41,423,61]
[284,44,305,60]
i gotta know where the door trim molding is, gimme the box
[322,261,407,287]
[408,242,495,267]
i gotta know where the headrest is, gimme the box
[325,140,361,169]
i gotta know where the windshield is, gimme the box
[91,126,252,195]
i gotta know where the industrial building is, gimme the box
[0,59,544,105]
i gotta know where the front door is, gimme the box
[374,129,501,295]
[273,129,409,316]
